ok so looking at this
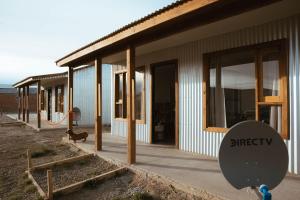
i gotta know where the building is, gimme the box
[56,0,300,174]
[12,66,111,129]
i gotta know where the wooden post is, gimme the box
[27,149,32,171]
[22,87,26,122]
[18,88,21,120]
[47,170,53,200]
[37,81,41,128]
[68,67,73,131]
[95,58,102,151]
[127,46,136,164]
[26,85,30,123]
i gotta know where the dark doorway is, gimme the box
[47,88,52,121]
[151,61,178,145]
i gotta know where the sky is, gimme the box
[0,0,176,84]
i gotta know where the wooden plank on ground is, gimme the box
[53,167,127,196]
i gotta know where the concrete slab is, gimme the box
[66,130,300,200]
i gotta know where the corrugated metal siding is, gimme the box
[73,65,112,126]
[74,66,95,126]
[111,14,300,174]
[102,65,112,125]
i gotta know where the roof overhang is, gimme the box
[13,72,68,88]
[56,0,280,67]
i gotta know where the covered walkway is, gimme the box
[67,131,300,200]
[7,114,66,131]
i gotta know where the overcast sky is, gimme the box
[0,0,175,84]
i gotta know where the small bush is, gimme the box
[7,194,23,200]
[24,185,36,193]
[31,146,55,158]
[84,179,98,189]
[132,192,153,200]
[24,178,32,185]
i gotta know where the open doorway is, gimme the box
[151,60,178,146]
[47,88,52,121]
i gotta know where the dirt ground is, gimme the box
[0,115,217,200]
[0,115,81,200]
[32,156,118,192]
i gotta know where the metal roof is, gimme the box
[55,0,195,65]
[13,72,68,88]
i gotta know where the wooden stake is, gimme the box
[47,170,53,200]
[27,149,32,171]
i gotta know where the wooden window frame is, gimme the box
[55,85,64,113]
[114,70,127,120]
[203,39,289,139]
[135,66,146,124]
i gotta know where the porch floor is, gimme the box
[7,114,67,130]
[69,130,299,200]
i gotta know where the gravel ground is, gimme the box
[0,114,82,200]
[0,114,219,200]
[57,171,209,200]
[32,156,118,192]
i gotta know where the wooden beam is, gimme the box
[37,81,41,128]
[18,88,21,120]
[26,85,29,123]
[68,67,73,130]
[95,57,102,151]
[127,46,136,164]
[22,87,25,122]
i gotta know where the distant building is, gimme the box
[0,84,36,113]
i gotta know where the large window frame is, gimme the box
[135,66,146,124]
[114,67,146,123]
[203,39,289,139]
[114,70,127,120]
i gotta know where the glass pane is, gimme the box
[116,104,123,118]
[259,105,281,133]
[262,49,280,96]
[118,74,123,100]
[208,51,256,128]
[135,68,144,120]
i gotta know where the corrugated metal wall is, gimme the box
[73,65,111,126]
[111,14,300,174]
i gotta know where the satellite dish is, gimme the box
[219,120,288,190]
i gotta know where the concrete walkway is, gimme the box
[69,131,300,200]
[7,114,66,130]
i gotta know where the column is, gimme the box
[18,88,21,120]
[22,87,25,122]
[37,81,41,128]
[127,46,136,164]
[26,85,29,123]
[68,67,73,130]
[95,57,102,151]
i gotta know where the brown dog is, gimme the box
[66,129,88,143]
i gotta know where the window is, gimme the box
[203,40,288,138]
[55,85,64,112]
[115,72,127,118]
[135,67,145,122]
[41,90,45,110]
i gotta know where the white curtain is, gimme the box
[215,65,227,128]
[267,61,281,133]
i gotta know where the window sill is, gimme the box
[204,127,229,133]
[114,118,146,124]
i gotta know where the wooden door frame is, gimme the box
[149,59,179,149]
